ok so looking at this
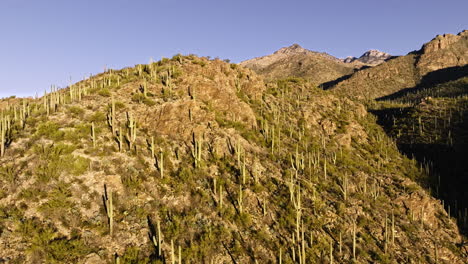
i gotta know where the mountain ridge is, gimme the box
[330,30,468,99]
[240,44,392,84]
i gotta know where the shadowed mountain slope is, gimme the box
[370,75,468,237]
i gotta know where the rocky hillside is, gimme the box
[330,30,468,100]
[0,56,466,263]
[239,44,358,85]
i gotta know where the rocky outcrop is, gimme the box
[422,31,468,53]
[417,30,468,75]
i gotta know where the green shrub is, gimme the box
[88,111,106,123]
[132,93,156,106]
[67,106,85,118]
[19,218,91,263]
[36,122,65,141]
[98,88,111,97]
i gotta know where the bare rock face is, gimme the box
[357,50,392,65]
[422,32,464,53]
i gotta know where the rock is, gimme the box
[334,133,351,147]
[83,253,104,264]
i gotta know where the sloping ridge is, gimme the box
[330,30,468,99]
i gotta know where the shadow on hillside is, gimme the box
[371,107,468,236]
[321,73,355,90]
[321,56,401,90]
[383,55,400,63]
[376,65,468,102]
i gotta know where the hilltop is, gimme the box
[240,44,392,85]
[0,55,466,263]
[239,44,356,84]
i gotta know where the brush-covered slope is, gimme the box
[331,30,468,100]
[239,44,357,84]
[371,75,468,237]
[0,56,466,263]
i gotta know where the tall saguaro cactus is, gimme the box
[126,112,137,151]
[107,96,116,136]
[103,185,114,236]
[0,115,12,157]
[91,122,96,148]
[191,132,202,168]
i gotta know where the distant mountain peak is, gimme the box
[360,49,389,58]
[342,50,391,65]
[274,43,310,55]
[343,56,357,63]
[240,43,355,84]
[358,50,391,64]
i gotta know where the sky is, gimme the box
[0,0,467,98]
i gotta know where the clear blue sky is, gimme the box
[1,0,467,98]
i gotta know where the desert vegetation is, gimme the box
[0,53,466,263]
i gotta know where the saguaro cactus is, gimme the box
[126,112,137,151]
[91,122,96,148]
[107,96,116,136]
[0,115,12,157]
[0,118,6,157]
[191,132,202,168]
[238,185,243,213]
[103,185,114,235]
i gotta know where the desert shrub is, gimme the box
[36,122,65,141]
[192,59,206,67]
[18,218,91,263]
[67,156,90,175]
[118,246,150,264]
[132,93,156,106]
[115,101,126,110]
[88,111,107,123]
[67,106,85,118]
[98,88,111,97]
[34,143,82,182]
